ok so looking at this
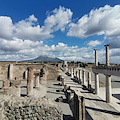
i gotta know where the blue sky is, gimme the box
[0,0,120,63]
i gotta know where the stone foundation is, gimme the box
[0,96,62,120]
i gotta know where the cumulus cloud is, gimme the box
[87,40,103,47]
[0,5,120,63]
[0,6,73,41]
[44,6,73,32]
[67,5,120,40]
[0,16,14,39]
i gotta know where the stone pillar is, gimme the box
[24,70,28,79]
[78,70,80,80]
[71,68,74,78]
[80,70,82,84]
[106,75,111,103]
[88,72,91,90]
[76,70,79,79]
[8,64,13,80]
[35,73,39,88]
[64,61,68,72]
[61,77,64,86]
[68,67,70,74]
[104,44,110,66]
[82,70,85,85]
[95,73,99,95]
[64,84,69,92]
[74,92,85,120]
[67,90,72,102]
[94,49,99,94]
[27,67,33,95]
[94,49,98,66]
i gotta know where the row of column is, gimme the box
[69,67,111,103]
[27,67,44,96]
[6,65,44,96]
[94,44,111,103]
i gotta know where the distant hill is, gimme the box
[21,55,64,63]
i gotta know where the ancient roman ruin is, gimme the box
[0,44,120,120]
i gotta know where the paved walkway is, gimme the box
[46,80,74,120]
[60,70,120,120]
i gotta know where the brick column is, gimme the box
[27,67,33,95]
[106,75,111,103]
[8,64,13,80]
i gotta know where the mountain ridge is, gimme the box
[21,55,64,63]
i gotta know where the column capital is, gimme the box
[104,44,110,47]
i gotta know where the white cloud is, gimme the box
[87,40,103,47]
[0,6,73,41]
[67,5,120,39]
[44,6,73,32]
[0,5,120,64]
[0,16,14,39]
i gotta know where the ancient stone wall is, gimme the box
[0,62,59,81]
[46,65,59,81]
[0,96,62,120]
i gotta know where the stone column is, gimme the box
[35,73,39,88]
[74,92,85,120]
[94,49,99,94]
[76,70,79,79]
[106,75,111,103]
[82,70,85,85]
[67,90,72,103]
[71,68,74,78]
[95,73,99,95]
[80,69,82,83]
[88,72,91,90]
[24,70,28,79]
[61,77,64,86]
[104,44,110,66]
[27,67,33,95]
[94,49,98,66]
[8,64,13,80]
[78,70,80,80]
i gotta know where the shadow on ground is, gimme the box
[112,94,120,100]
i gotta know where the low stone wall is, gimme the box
[0,96,62,120]
[0,62,59,81]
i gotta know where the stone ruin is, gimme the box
[0,62,62,120]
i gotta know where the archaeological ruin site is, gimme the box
[0,44,120,120]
